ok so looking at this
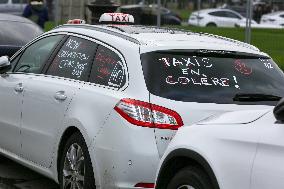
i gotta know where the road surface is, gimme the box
[0,155,59,189]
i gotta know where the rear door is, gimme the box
[20,35,97,167]
[141,51,284,157]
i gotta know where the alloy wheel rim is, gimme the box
[63,143,85,189]
[177,185,196,189]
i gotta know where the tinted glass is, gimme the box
[0,21,43,46]
[226,11,241,19]
[141,51,284,105]
[0,0,8,3]
[10,54,21,71]
[209,11,227,17]
[47,36,97,81]
[89,45,126,89]
[14,35,63,73]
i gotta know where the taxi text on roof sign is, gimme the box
[99,13,135,24]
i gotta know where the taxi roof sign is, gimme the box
[99,13,135,24]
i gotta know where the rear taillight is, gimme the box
[114,98,183,130]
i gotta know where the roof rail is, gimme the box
[54,24,141,45]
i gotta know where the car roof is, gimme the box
[0,13,35,24]
[52,24,265,55]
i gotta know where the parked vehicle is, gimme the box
[0,13,283,189]
[189,8,256,27]
[260,11,284,26]
[0,13,43,57]
[118,4,181,25]
[0,0,27,15]
[156,99,284,189]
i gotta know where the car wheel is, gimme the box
[59,132,96,189]
[167,166,213,189]
[206,23,217,27]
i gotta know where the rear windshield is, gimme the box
[141,50,284,105]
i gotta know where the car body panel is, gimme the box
[157,110,284,189]
[150,94,273,157]
[0,74,30,154]
[157,110,265,189]
[20,74,81,168]
[198,109,271,125]
[251,111,284,189]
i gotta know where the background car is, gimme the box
[0,13,43,57]
[0,0,27,15]
[188,8,256,27]
[118,4,181,25]
[156,99,284,189]
[260,11,284,26]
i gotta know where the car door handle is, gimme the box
[14,83,24,93]
[54,91,67,101]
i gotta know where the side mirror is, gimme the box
[273,98,284,122]
[0,56,11,74]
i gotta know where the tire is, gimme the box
[167,166,214,189]
[206,23,217,27]
[59,132,96,189]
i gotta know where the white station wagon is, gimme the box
[0,13,283,189]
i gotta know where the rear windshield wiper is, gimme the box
[233,93,282,102]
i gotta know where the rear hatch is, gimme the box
[141,50,284,157]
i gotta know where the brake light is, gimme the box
[114,99,183,130]
[134,183,155,188]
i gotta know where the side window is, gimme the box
[10,54,21,71]
[209,11,226,17]
[280,14,284,18]
[226,11,241,19]
[46,36,97,81]
[14,35,63,73]
[89,45,126,89]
